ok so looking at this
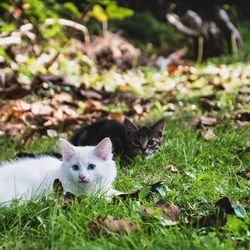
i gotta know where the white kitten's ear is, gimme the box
[59,138,75,162]
[94,137,112,161]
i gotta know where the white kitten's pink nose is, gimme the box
[79,175,86,182]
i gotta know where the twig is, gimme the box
[166,13,200,37]
[218,9,243,48]
[0,23,34,46]
[0,36,21,46]
[45,18,90,45]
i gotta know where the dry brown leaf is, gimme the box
[234,111,250,122]
[132,103,143,115]
[54,93,73,103]
[23,133,36,148]
[142,200,180,226]
[18,101,31,111]
[200,116,218,127]
[187,117,200,127]
[0,84,30,99]
[1,123,25,137]
[234,111,250,127]
[89,216,140,235]
[246,168,250,179]
[110,112,125,122]
[53,108,64,120]
[47,129,57,137]
[31,102,54,116]
[84,100,103,113]
[167,64,177,75]
[202,127,216,141]
[61,105,77,117]
[200,98,219,111]
[117,181,164,200]
[118,84,133,92]
[237,166,250,179]
[165,164,178,173]
[189,197,236,228]
[0,101,27,122]
[53,179,64,196]
[238,86,250,103]
[155,200,180,221]
[79,88,103,100]
[53,179,79,207]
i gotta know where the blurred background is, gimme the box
[0,0,249,141]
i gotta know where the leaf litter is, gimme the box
[52,179,248,232]
[1,62,250,139]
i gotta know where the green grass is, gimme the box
[0,116,249,250]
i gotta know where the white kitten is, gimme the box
[0,137,118,206]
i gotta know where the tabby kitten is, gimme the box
[17,118,165,162]
[71,118,165,160]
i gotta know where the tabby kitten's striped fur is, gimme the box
[71,118,165,161]
[17,118,165,162]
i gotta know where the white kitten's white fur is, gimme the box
[0,137,119,206]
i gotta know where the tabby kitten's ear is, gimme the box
[152,119,165,137]
[124,118,137,134]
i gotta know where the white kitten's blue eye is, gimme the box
[87,164,96,170]
[72,164,80,171]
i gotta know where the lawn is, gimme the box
[1,0,250,248]
[0,109,249,249]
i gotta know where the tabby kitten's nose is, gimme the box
[141,144,147,152]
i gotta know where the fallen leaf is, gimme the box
[200,98,219,111]
[18,101,31,111]
[47,129,57,137]
[187,117,200,127]
[199,116,218,127]
[0,71,19,88]
[189,197,246,228]
[53,179,64,196]
[234,111,250,122]
[215,197,236,215]
[31,102,54,116]
[89,216,140,234]
[110,112,125,122]
[118,84,133,92]
[117,181,164,200]
[23,131,36,148]
[63,192,77,204]
[78,88,103,100]
[167,64,177,75]
[84,100,103,113]
[165,164,178,173]
[54,93,73,103]
[236,166,250,179]
[142,200,180,226]
[155,200,181,221]
[53,179,80,206]
[0,84,30,99]
[238,86,250,102]
[132,103,143,115]
[202,127,216,141]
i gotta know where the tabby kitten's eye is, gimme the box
[87,164,96,170]
[148,139,155,146]
[132,140,140,147]
[72,164,80,171]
